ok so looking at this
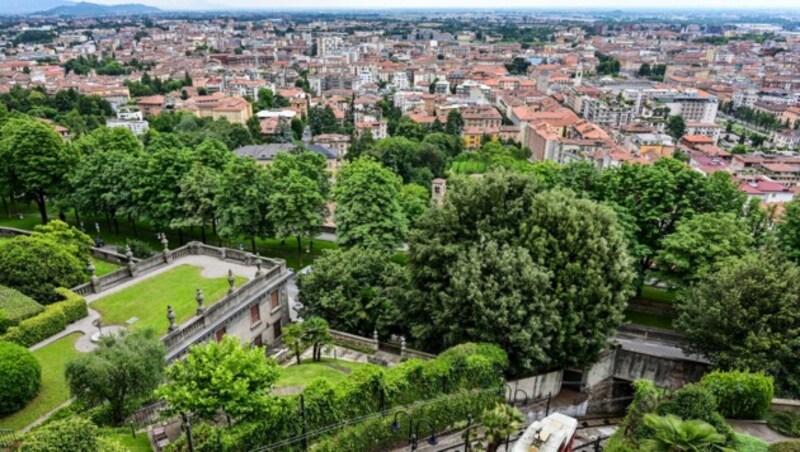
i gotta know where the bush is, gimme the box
[0,236,86,304]
[0,285,44,333]
[768,411,800,437]
[701,371,774,419]
[1,290,88,347]
[22,417,98,452]
[313,389,500,452]
[770,441,800,452]
[656,383,735,445]
[117,239,154,259]
[0,341,41,415]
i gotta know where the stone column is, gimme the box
[167,305,176,332]
[372,329,380,352]
[125,245,136,277]
[400,336,406,360]
[196,288,206,316]
[227,269,236,295]
[160,233,172,263]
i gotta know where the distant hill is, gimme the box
[1,0,71,15]
[38,2,161,16]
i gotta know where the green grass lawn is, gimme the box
[639,285,677,304]
[0,333,83,431]
[91,264,247,332]
[623,310,675,330]
[93,259,122,277]
[275,358,367,388]
[101,429,153,451]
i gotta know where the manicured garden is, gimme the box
[91,264,247,332]
[275,358,367,388]
[0,333,83,431]
[92,259,122,278]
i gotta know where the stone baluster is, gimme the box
[167,305,176,332]
[88,259,100,294]
[125,244,136,276]
[196,288,205,316]
[227,269,236,295]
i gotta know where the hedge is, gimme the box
[0,284,44,334]
[701,371,774,420]
[768,411,800,437]
[1,289,88,347]
[771,441,800,452]
[0,341,41,415]
[165,343,507,451]
[312,389,500,452]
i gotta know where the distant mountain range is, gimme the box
[1,1,161,16]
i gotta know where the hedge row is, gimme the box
[166,343,507,451]
[313,389,500,452]
[1,289,88,347]
[0,284,44,334]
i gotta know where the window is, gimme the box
[270,291,280,309]
[215,327,226,342]
[253,334,263,347]
[273,321,282,340]
[250,305,261,325]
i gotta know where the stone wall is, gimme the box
[508,370,564,402]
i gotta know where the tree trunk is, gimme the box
[113,214,119,234]
[130,216,138,237]
[251,236,257,253]
[36,192,48,224]
[297,235,303,266]
[74,209,81,228]
[59,210,66,222]
[1,196,8,217]
[295,347,301,365]
[178,229,184,245]
[201,224,207,244]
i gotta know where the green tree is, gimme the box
[656,213,752,286]
[641,414,728,452]
[334,158,407,250]
[778,199,800,263]
[638,63,652,77]
[445,109,464,137]
[70,126,141,156]
[0,235,85,304]
[65,328,166,424]
[31,220,93,261]
[0,116,76,223]
[303,317,333,362]
[675,253,800,397]
[158,336,280,420]
[308,105,341,136]
[483,403,524,452]
[398,184,430,227]
[667,115,687,140]
[0,341,41,415]
[282,323,306,365]
[215,157,272,252]
[172,163,221,243]
[268,168,326,264]
[298,247,406,337]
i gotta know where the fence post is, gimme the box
[594,437,601,452]
[546,392,552,416]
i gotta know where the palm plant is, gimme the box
[282,323,306,365]
[483,403,524,452]
[642,414,732,452]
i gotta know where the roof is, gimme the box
[738,176,792,195]
[234,143,336,161]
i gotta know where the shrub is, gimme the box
[736,433,770,452]
[1,290,88,347]
[117,239,154,259]
[656,383,735,445]
[0,285,44,333]
[313,389,500,452]
[0,236,86,304]
[770,441,800,452]
[0,341,41,415]
[768,411,800,437]
[22,417,98,452]
[701,371,774,419]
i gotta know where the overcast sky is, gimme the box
[85,0,800,11]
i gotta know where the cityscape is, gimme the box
[0,3,799,452]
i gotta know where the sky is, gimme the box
[84,0,800,11]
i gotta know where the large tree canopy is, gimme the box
[298,247,406,337]
[404,172,633,374]
[675,253,800,398]
[334,158,407,250]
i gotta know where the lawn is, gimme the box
[275,358,367,388]
[0,333,83,431]
[101,429,153,451]
[623,310,674,330]
[639,285,677,304]
[93,259,122,277]
[92,264,247,332]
